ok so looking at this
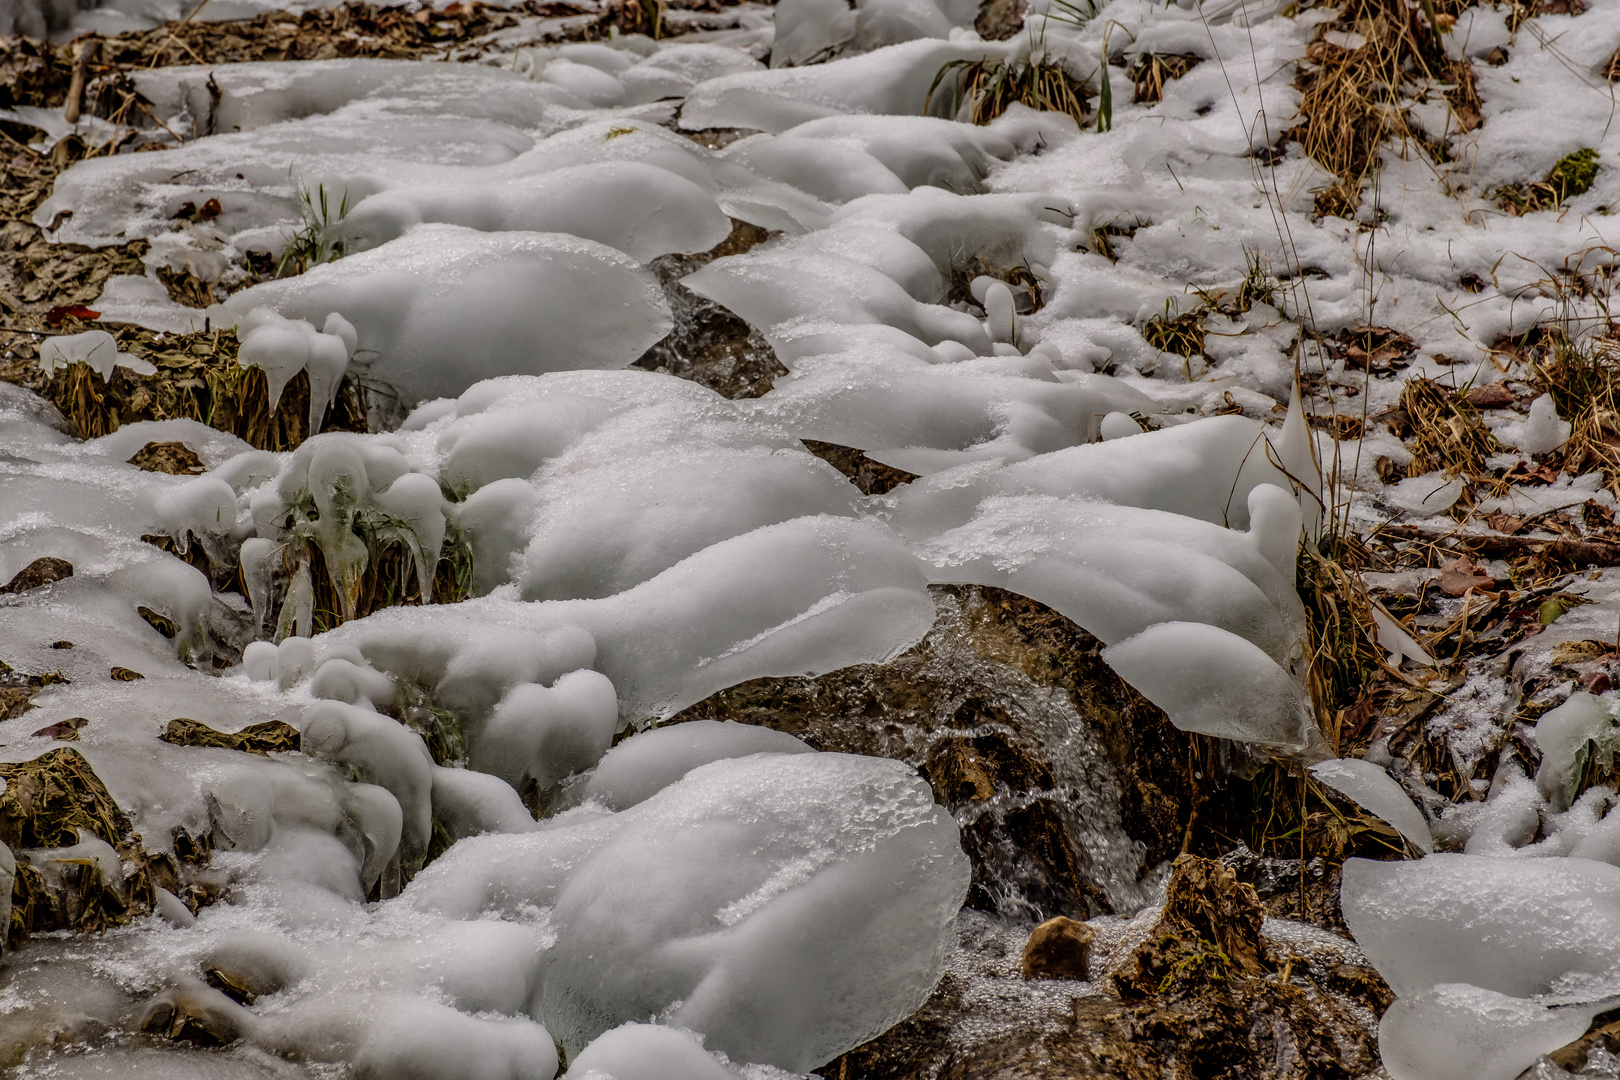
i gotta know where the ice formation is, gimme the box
[14,0,1620,1072]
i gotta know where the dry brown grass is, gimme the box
[272,527,474,638]
[1289,0,1455,217]
[1398,377,1499,479]
[1532,327,1620,495]
[1131,53,1201,105]
[1297,532,1388,754]
[1143,300,1207,358]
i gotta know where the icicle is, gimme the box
[239,537,280,635]
[1245,483,1304,585]
[305,332,350,436]
[1273,378,1323,541]
[278,560,315,641]
[372,473,447,604]
[306,444,370,624]
[983,280,1016,345]
[302,313,358,435]
[238,318,311,411]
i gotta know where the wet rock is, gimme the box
[1221,844,1348,933]
[139,978,249,1047]
[826,904,1388,1080]
[672,587,1157,920]
[974,0,1025,40]
[159,717,300,756]
[1021,916,1093,981]
[634,219,787,400]
[128,439,206,475]
[802,440,919,496]
[0,556,72,594]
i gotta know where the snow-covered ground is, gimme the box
[4,0,1620,1075]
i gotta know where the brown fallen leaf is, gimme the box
[1465,382,1516,409]
[44,304,100,326]
[1487,512,1526,535]
[32,716,87,740]
[1437,557,1496,596]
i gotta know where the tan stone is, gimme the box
[1020,915,1094,981]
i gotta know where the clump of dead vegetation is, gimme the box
[265,505,475,639]
[1524,323,1620,492]
[2,316,368,450]
[1398,376,1500,480]
[1142,299,1206,358]
[1287,0,1473,218]
[928,51,1090,127]
[1130,52,1200,105]
[927,0,1100,127]
[1324,323,1416,374]
[0,747,210,945]
[1296,531,1387,750]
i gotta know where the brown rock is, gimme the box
[139,980,248,1047]
[802,440,919,496]
[667,588,1145,919]
[1020,915,1094,981]
[109,667,144,681]
[128,440,205,475]
[0,659,67,722]
[0,557,73,594]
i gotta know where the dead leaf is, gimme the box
[1465,382,1515,409]
[44,304,99,325]
[1437,557,1495,596]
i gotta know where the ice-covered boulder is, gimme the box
[535,752,969,1068]
[563,1024,739,1080]
[339,161,733,262]
[133,58,583,138]
[325,513,936,724]
[919,492,1304,663]
[751,357,1157,471]
[212,227,673,404]
[681,38,1003,132]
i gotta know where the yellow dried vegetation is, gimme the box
[10,318,367,451]
[1289,0,1468,218]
